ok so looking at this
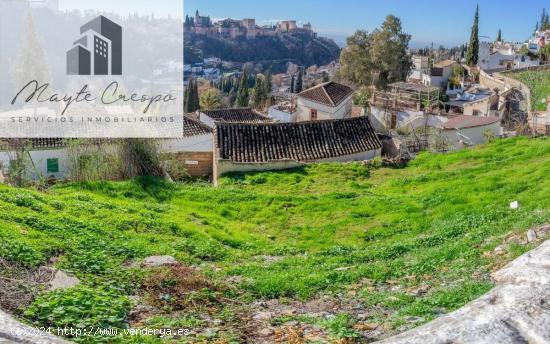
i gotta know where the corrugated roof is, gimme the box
[215,116,381,163]
[298,82,354,107]
[443,115,500,129]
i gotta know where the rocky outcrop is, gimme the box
[0,310,70,344]
[377,240,550,344]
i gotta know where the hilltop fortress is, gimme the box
[185,10,317,39]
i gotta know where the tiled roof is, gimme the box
[184,115,212,136]
[0,138,66,150]
[298,82,354,107]
[215,116,381,163]
[201,108,272,123]
[443,115,500,129]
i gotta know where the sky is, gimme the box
[59,0,183,19]
[184,0,547,47]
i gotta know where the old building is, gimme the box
[441,115,501,149]
[295,82,354,122]
[161,116,214,177]
[478,42,539,72]
[213,116,382,183]
[422,60,458,89]
[198,108,273,127]
[444,86,499,117]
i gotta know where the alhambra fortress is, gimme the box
[187,10,317,39]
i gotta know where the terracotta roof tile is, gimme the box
[298,82,354,107]
[202,108,272,123]
[215,117,381,163]
[443,115,500,129]
[184,115,212,136]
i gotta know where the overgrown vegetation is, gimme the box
[1,137,550,342]
[507,69,550,111]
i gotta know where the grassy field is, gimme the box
[2,136,550,343]
[507,69,550,111]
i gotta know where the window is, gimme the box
[310,109,318,121]
[472,109,481,116]
[47,158,59,173]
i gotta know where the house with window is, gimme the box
[295,82,354,122]
[0,116,216,181]
[0,139,69,180]
[198,108,272,127]
[213,116,382,184]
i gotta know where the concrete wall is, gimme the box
[295,95,352,122]
[442,122,502,149]
[198,113,216,128]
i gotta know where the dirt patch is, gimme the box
[0,259,54,313]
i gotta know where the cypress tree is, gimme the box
[184,81,191,113]
[466,5,479,66]
[192,80,200,111]
[540,9,547,31]
[234,69,250,107]
[295,70,303,93]
[496,29,502,42]
[290,75,295,93]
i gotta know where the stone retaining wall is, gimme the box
[377,239,550,344]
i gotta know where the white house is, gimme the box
[478,42,539,71]
[295,82,354,122]
[441,115,501,149]
[267,102,296,122]
[422,60,458,89]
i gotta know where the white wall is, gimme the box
[268,106,294,122]
[160,134,213,153]
[198,113,216,128]
[442,122,502,149]
[295,95,352,122]
[0,149,69,180]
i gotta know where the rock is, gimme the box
[142,255,177,267]
[493,245,506,255]
[527,229,537,243]
[0,310,70,343]
[285,320,299,326]
[252,311,272,321]
[354,323,380,331]
[510,201,519,209]
[48,270,80,291]
[258,327,275,336]
[357,313,368,320]
[377,240,550,344]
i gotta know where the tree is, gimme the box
[184,79,200,113]
[466,5,479,66]
[496,29,502,42]
[295,69,304,93]
[199,88,222,109]
[540,9,548,30]
[290,75,295,93]
[234,69,250,107]
[264,70,273,95]
[337,15,411,89]
[252,74,268,110]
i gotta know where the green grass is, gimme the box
[2,136,550,342]
[507,69,550,111]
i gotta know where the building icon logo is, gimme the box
[67,15,122,75]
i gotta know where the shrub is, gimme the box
[24,286,130,330]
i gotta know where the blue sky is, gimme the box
[184,0,546,47]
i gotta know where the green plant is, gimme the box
[24,286,130,329]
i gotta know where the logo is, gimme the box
[66,15,122,75]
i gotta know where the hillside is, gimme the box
[1,137,550,343]
[184,32,341,68]
[507,69,550,111]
